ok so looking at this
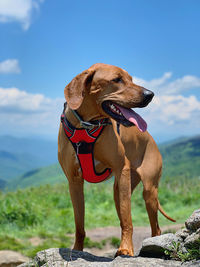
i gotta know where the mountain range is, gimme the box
[0,135,58,184]
[160,135,200,180]
[1,134,200,190]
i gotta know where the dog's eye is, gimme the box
[111,77,123,83]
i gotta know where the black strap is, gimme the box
[117,122,120,135]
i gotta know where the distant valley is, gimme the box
[0,135,58,187]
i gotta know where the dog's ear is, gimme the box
[64,70,95,110]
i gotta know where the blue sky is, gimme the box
[0,0,200,142]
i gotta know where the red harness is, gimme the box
[61,110,112,183]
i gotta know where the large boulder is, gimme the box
[139,233,180,257]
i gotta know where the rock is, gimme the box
[19,248,185,267]
[113,256,182,266]
[185,209,200,231]
[185,260,200,266]
[31,248,112,267]
[139,233,180,257]
[184,231,200,249]
[0,250,29,267]
[175,228,190,241]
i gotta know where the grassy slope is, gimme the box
[0,150,42,182]
[7,164,66,190]
[0,136,57,183]
[160,135,200,179]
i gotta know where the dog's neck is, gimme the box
[65,105,105,128]
[64,107,80,128]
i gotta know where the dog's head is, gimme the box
[64,63,154,132]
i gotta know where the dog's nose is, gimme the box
[143,89,154,101]
[139,88,154,107]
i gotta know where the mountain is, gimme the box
[7,164,66,190]
[0,178,6,189]
[0,150,41,181]
[160,135,200,179]
[5,135,200,191]
[0,135,58,184]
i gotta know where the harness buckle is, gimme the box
[80,121,96,129]
[76,142,81,155]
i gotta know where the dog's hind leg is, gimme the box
[131,170,141,193]
[142,180,161,236]
[138,160,162,236]
[68,179,85,250]
[136,138,163,237]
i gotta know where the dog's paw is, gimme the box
[115,248,134,257]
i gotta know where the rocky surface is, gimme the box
[0,250,29,267]
[84,224,182,257]
[19,210,200,267]
[18,247,198,267]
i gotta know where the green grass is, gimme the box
[84,237,106,249]
[84,236,120,249]
[0,176,200,257]
[110,237,121,248]
[7,164,65,190]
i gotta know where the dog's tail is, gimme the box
[158,201,176,222]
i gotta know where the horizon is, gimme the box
[0,0,200,143]
[1,133,199,145]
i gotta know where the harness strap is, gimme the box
[61,104,112,183]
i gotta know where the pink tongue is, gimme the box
[116,104,147,132]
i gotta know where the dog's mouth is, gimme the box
[102,100,147,132]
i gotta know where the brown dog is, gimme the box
[58,63,175,256]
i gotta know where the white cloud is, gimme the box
[0,87,64,137]
[160,75,200,95]
[0,87,51,111]
[134,72,200,140]
[0,0,44,30]
[133,72,200,95]
[0,59,21,74]
[133,72,172,90]
[143,94,200,123]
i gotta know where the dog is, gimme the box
[58,63,175,256]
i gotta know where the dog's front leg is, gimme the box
[68,180,85,251]
[114,163,134,256]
